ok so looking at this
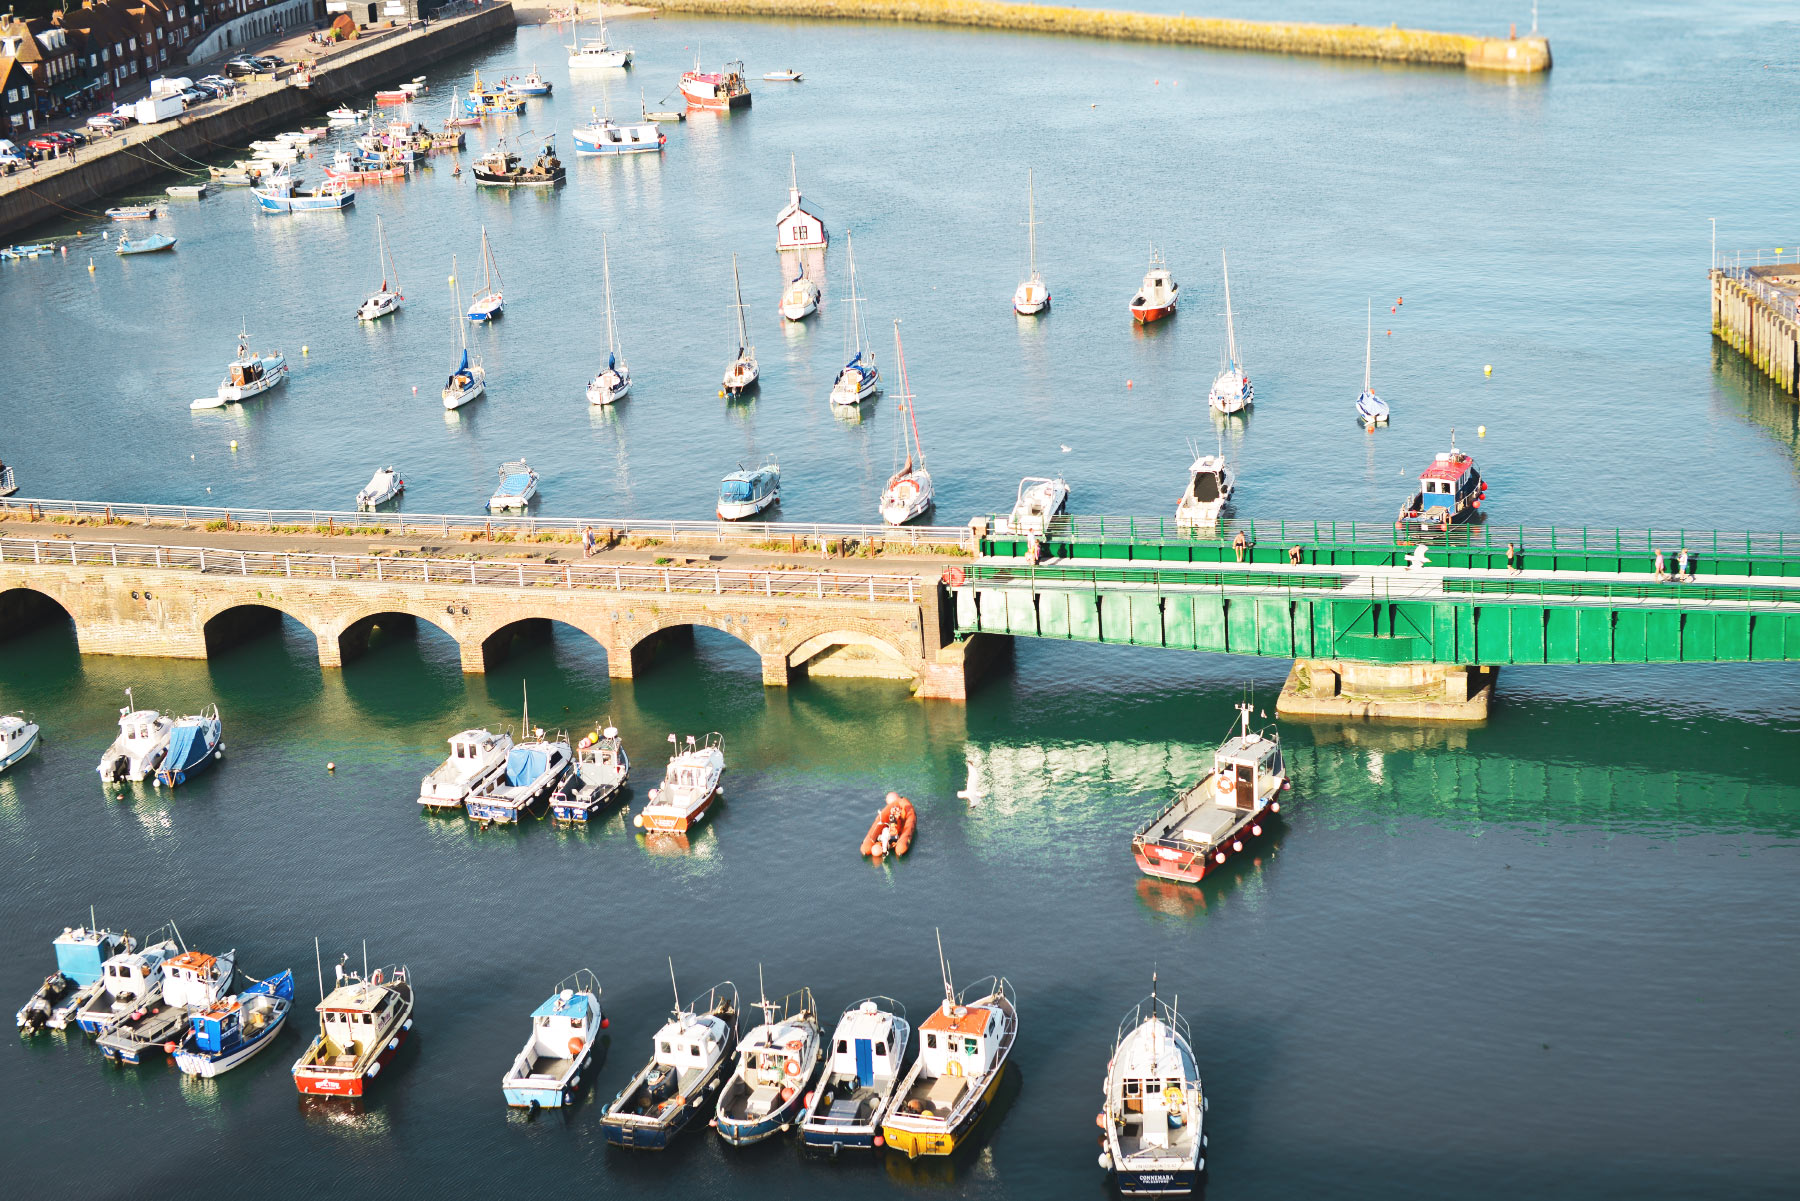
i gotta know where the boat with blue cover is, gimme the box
[800,997,912,1151]
[116,233,177,255]
[717,462,779,521]
[602,971,739,1150]
[73,923,180,1035]
[175,969,295,1077]
[153,704,222,788]
[487,459,538,511]
[551,724,629,823]
[502,969,606,1108]
[18,914,132,1034]
[467,686,569,825]
[0,712,38,772]
[714,979,822,1146]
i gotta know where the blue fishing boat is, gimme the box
[153,704,223,788]
[1,242,55,259]
[17,915,133,1034]
[1396,435,1486,533]
[504,67,553,97]
[550,725,629,823]
[502,969,606,1109]
[253,172,354,213]
[602,972,739,1150]
[116,233,177,255]
[714,980,822,1146]
[174,969,295,1078]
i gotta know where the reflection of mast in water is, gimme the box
[588,397,637,511]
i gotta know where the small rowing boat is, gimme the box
[105,205,157,220]
[116,233,176,255]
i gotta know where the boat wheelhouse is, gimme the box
[291,953,414,1098]
[1130,244,1178,324]
[152,704,222,789]
[418,728,512,810]
[175,969,294,1078]
[800,997,912,1151]
[74,927,179,1035]
[503,970,605,1109]
[634,733,724,834]
[1100,983,1207,1195]
[1131,703,1287,885]
[1397,436,1485,532]
[715,983,822,1146]
[680,58,751,111]
[775,154,826,250]
[551,725,630,823]
[1174,453,1233,530]
[96,692,173,782]
[602,976,739,1149]
[881,946,1017,1159]
[717,462,780,521]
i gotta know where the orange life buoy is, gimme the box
[946,1059,964,1077]
[783,1058,802,1077]
[941,565,966,587]
[568,1036,584,1058]
[1215,772,1233,795]
[370,969,383,985]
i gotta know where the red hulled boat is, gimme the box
[1131,704,1288,884]
[291,954,413,1098]
[680,59,751,111]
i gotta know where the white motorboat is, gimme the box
[1013,167,1050,315]
[443,256,487,410]
[467,226,504,321]
[551,725,630,823]
[96,689,173,782]
[193,323,286,409]
[775,153,826,251]
[0,713,39,773]
[1008,476,1069,538]
[1357,300,1390,427]
[1099,980,1207,1195]
[488,459,539,512]
[763,69,803,82]
[722,253,759,396]
[1130,243,1179,324]
[1207,250,1253,415]
[879,321,935,526]
[356,466,405,509]
[717,462,780,521]
[503,970,605,1109]
[567,15,632,69]
[830,232,879,406]
[800,997,912,1151]
[588,235,632,406]
[356,217,404,322]
[418,727,513,810]
[633,733,724,834]
[572,114,664,155]
[1175,450,1233,529]
[714,979,823,1146]
[779,273,820,321]
[326,106,365,124]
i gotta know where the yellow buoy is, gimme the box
[87,258,95,272]
[1478,425,1487,436]
[230,440,238,450]
[302,345,309,355]
[1484,364,1493,376]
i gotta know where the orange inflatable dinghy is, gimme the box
[860,793,917,860]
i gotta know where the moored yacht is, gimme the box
[1357,299,1390,427]
[722,253,759,396]
[355,217,404,321]
[291,948,414,1098]
[443,255,486,410]
[602,970,738,1149]
[717,462,780,520]
[1130,243,1178,324]
[193,324,286,409]
[1099,979,1207,1195]
[780,273,820,321]
[467,226,504,321]
[634,733,724,834]
[96,689,173,782]
[879,321,934,526]
[715,980,823,1145]
[588,235,631,406]
[1013,167,1049,315]
[830,233,879,406]
[800,997,912,1152]
[1174,450,1233,530]
[418,727,513,810]
[1206,249,1252,414]
[503,970,606,1109]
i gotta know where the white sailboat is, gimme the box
[829,232,879,406]
[1357,300,1390,427]
[356,217,404,321]
[567,14,632,70]
[467,226,504,321]
[879,321,935,526]
[722,253,758,397]
[1012,167,1049,315]
[588,235,631,406]
[1207,250,1253,415]
[443,256,486,410]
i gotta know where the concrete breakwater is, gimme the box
[0,4,517,241]
[650,0,1552,73]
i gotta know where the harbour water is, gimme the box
[2,5,1799,1198]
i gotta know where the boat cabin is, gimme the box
[1400,444,1484,528]
[829,1001,903,1086]
[120,709,169,748]
[314,975,404,1063]
[163,950,229,1010]
[230,359,267,389]
[528,988,595,1059]
[448,730,504,764]
[1213,728,1283,812]
[100,945,170,1002]
[54,927,130,987]
[918,1000,1001,1088]
[652,1010,728,1078]
[775,164,826,250]
[719,467,777,508]
[1110,1016,1199,1151]
[191,995,263,1054]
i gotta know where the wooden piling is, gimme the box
[1712,266,1800,395]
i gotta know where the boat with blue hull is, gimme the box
[116,233,177,255]
[502,969,606,1109]
[602,973,739,1150]
[175,969,295,1078]
[800,997,912,1152]
[0,713,38,772]
[1099,979,1207,1195]
[714,981,823,1146]
[467,689,568,825]
[18,915,132,1034]
[153,704,222,788]
[73,924,180,1035]
[253,173,354,213]
[550,725,629,823]
[1357,300,1390,427]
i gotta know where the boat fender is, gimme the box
[873,1134,885,1147]
[1271,800,1281,812]
[1096,1112,1106,1128]
[1232,840,1243,852]
[1251,824,1262,837]
[600,1016,609,1029]
[804,1091,815,1108]
[568,1036,584,1058]
[1214,851,1227,864]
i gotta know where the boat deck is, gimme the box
[97,1005,189,1059]
[1140,780,1246,851]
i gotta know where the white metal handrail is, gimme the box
[0,536,923,603]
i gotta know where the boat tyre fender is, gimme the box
[568,1036,584,1058]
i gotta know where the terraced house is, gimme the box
[0,50,32,134]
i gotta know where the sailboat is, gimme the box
[568,14,632,70]
[1012,168,1049,315]
[1207,250,1253,414]
[829,232,879,406]
[355,217,404,321]
[1357,300,1390,427]
[467,226,504,321]
[879,321,935,526]
[588,235,631,406]
[442,256,486,410]
[721,254,758,397]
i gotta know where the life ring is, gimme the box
[568,1036,584,1058]
[941,565,966,588]
[370,969,383,985]
[1215,772,1233,795]
[1164,1085,1184,1108]
[783,1058,802,1077]
[946,1059,964,1078]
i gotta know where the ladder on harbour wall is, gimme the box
[1713,269,1800,394]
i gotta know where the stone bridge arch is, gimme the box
[0,584,77,643]
[198,595,331,661]
[460,606,616,674]
[782,627,917,683]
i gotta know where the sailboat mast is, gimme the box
[846,234,861,354]
[731,253,750,353]
[602,234,616,356]
[1222,250,1238,368]
[1026,167,1037,275]
[1364,299,1373,391]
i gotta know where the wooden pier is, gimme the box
[1712,261,1800,394]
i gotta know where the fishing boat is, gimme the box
[192,324,287,410]
[681,57,751,110]
[1357,300,1390,427]
[717,462,780,521]
[830,233,880,406]
[1174,448,1233,530]
[880,322,935,525]
[505,67,553,97]
[291,947,414,1098]
[715,979,822,1146]
[551,725,630,823]
[325,150,406,183]
[17,916,131,1034]
[1131,703,1287,885]
[503,970,605,1109]
[1007,476,1069,538]
[0,712,39,772]
[1099,978,1208,1194]
[152,704,223,789]
[775,154,826,250]
[763,68,803,82]
[487,459,539,512]
[115,233,177,255]
[588,235,632,406]
[780,274,820,321]
[567,15,632,70]
[443,89,481,128]
[722,253,758,396]
[96,689,174,782]
[800,998,912,1152]
[473,138,566,187]
[462,72,526,117]
[418,727,512,810]
[165,183,207,199]
[73,925,179,1035]
[374,87,412,105]
[1130,244,1179,324]
[105,205,157,220]
[467,713,570,826]
[881,937,1019,1158]
[572,113,665,155]
[174,969,295,1078]
[356,217,405,322]
[1397,435,1486,532]
[444,256,487,409]
[253,172,355,213]
[101,937,236,1063]
[1013,168,1050,315]
[633,732,724,834]
[467,227,504,320]
[356,466,404,509]
[1207,251,1252,414]
[601,971,738,1149]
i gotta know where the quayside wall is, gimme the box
[0,4,516,241]
[649,0,1552,72]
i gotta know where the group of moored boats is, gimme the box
[94,689,224,788]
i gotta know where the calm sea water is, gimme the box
[2,6,1798,1199]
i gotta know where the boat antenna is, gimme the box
[668,957,681,1017]
[90,904,96,934]
[362,939,368,982]
[315,936,325,1004]
[521,680,530,740]
[935,927,954,1009]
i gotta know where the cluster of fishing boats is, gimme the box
[93,689,224,788]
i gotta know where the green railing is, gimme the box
[1442,577,1800,606]
[965,563,1345,591]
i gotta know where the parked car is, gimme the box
[180,89,207,104]
[86,115,123,132]
[41,131,79,146]
[224,59,258,78]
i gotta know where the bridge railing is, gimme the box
[1442,576,1800,606]
[0,496,970,552]
[966,562,1348,592]
[0,536,924,603]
